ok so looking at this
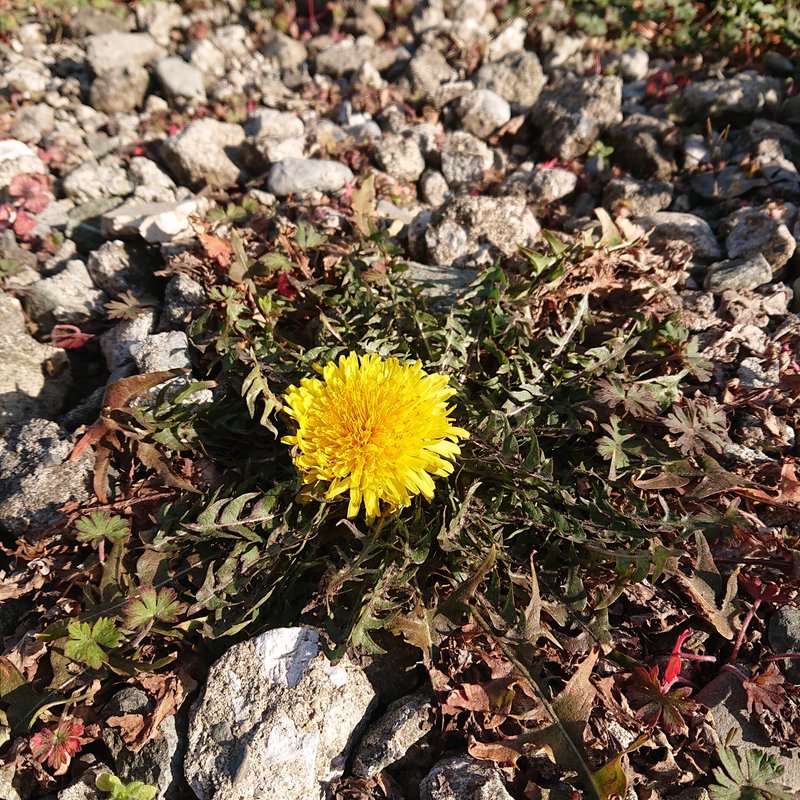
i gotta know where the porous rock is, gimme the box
[724,207,796,272]
[0,418,92,536]
[23,260,108,328]
[530,74,622,160]
[89,66,149,114]
[86,31,166,75]
[352,690,434,778]
[161,119,246,189]
[637,212,722,262]
[603,176,673,216]
[425,195,539,267]
[62,159,133,204]
[682,71,782,121]
[185,627,376,800]
[0,294,71,427]
[440,131,494,188]
[476,50,546,110]
[0,139,47,189]
[419,755,513,800]
[456,89,511,139]
[155,57,207,102]
[86,239,154,297]
[132,331,192,373]
[374,134,426,182]
[704,255,772,293]
[608,113,678,180]
[267,157,354,197]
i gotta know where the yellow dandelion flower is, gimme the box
[281,352,469,520]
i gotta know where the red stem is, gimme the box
[729,597,761,664]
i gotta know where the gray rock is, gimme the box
[262,31,308,71]
[637,212,722,262]
[530,75,622,160]
[603,176,673,216]
[315,37,374,77]
[426,195,539,267]
[352,690,434,778]
[419,755,513,800]
[683,71,782,121]
[86,239,153,296]
[70,6,133,37]
[737,356,780,389]
[23,260,108,328]
[457,89,511,139]
[267,157,354,197]
[769,607,800,681]
[427,81,474,110]
[57,767,106,800]
[475,50,546,110]
[0,767,21,800]
[155,57,207,102]
[161,119,246,188]
[129,156,177,202]
[0,418,92,536]
[696,670,800,790]
[419,170,450,206]
[409,46,457,98]
[485,18,527,62]
[161,274,205,330]
[185,627,376,800]
[242,137,305,171]
[527,166,578,203]
[136,0,182,46]
[102,198,204,243]
[725,207,796,272]
[245,109,305,140]
[704,255,773,293]
[99,311,157,371]
[102,688,185,800]
[0,294,71,428]
[608,113,677,179]
[619,47,649,81]
[133,331,191,373]
[86,31,166,75]
[0,139,47,190]
[62,159,133,204]
[185,39,226,84]
[1,57,50,94]
[11,103,55,144]
[374,134,426,182]
[89,66,149,114]
[440,131,494,188]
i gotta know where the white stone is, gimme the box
[185,627,376,800]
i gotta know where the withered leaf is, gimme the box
[670,532,739,639]
[743,663,786,716]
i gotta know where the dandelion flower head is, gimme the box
[282,352,469,520]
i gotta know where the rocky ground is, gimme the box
[1,0,800,798]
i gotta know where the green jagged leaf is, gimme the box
[709,745,796,800]
[75,512,130,546]
[294,220,327,250]
[124,586,186,630]
[64,618,120,669]
[596,415,637,480]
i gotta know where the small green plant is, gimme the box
[75,512,129,563]
[709,741,795,800]
[95,773,157,800]
[105,291,157,321]
[64,618,120,670]
[123,586,186,647]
